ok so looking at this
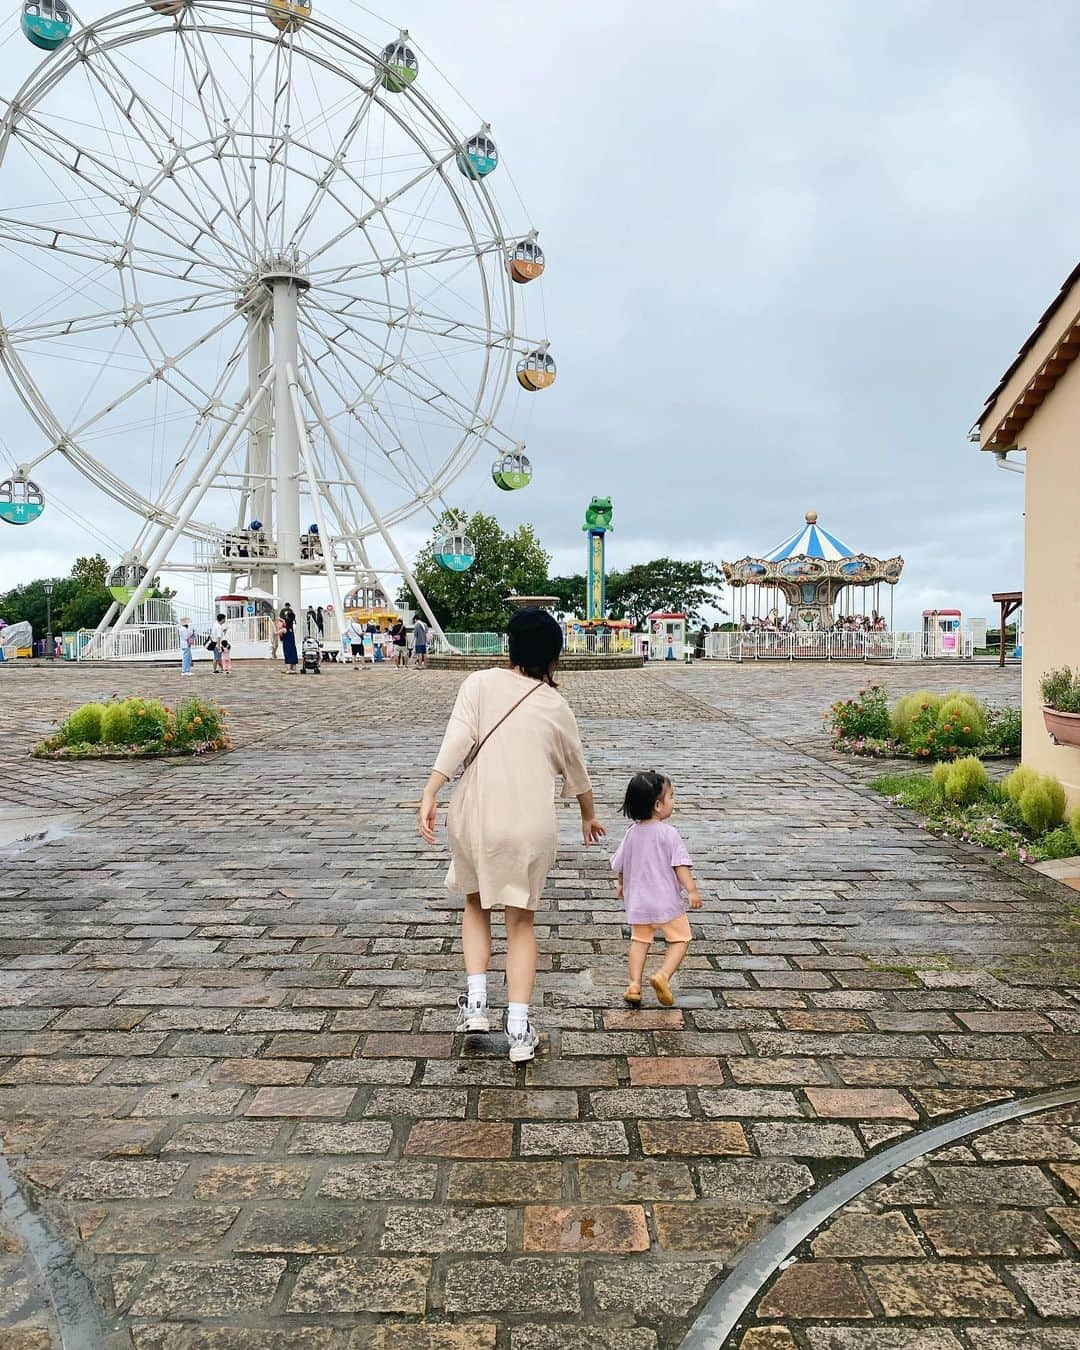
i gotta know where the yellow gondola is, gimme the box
[508,236,544,285]
[266,0,310,33]
[145,0,186,14]
[516,348,556,392]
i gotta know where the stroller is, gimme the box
[300,634,322,675]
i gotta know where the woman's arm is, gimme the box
[418,769,449,845]
[577,788,605,845]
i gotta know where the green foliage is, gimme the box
[399,509,550,632]
[101,700,134,746]
[1038,826,1080,861]
[936,694,986,748]
[605,557,725,627]
[931,761,952,796]
[824,684,891,742]
[985,705,1021,756]
[547,575,587,617]
[1040,667,1080,713]
[125,698,170,746]
[0,553,117,638]
[1071,804,1080,850]
[62,702,105,746]
[907,703,947,760]
[890,691,943,741]
[1002,764,1041,803]
[943,756,990,804]
[168,696,228,751]
[1018,779,1064,834]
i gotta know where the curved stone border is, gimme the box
[679,1083,1080,1349]
[0,1150,104,1348]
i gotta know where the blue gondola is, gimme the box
[0,476,45,525]
[457,130,498,180]
[434,530,475,572]
[21,0,71,51]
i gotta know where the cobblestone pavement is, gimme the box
[0,659,1075,1349]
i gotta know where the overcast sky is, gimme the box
[2,0,1074,628]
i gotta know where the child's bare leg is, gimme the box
[461,894,491,976]
[657,940,689,981]
[628,939,649,990]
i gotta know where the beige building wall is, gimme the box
[1015,357,1080,808]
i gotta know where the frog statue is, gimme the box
[583,496,614,532]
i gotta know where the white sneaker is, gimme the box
[454,993,490,1034]
[507,1021,539,1063]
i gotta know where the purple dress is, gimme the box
[611,822,692,925]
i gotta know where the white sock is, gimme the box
[507,1002,529,1036]
[467,974,487,1006]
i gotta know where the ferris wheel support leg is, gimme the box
[246,311,273,596]
[298,373,454,654]
[272,281,303,619]
[109,377,274,632]
[94,600,120,636]
[286,365,344,628]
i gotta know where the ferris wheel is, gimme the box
[0,0,554,640]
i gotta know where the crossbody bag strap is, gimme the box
[461,679,543,773]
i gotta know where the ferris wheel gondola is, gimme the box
[0,476,45,526]
[435,531,476,572]
[266,0,309,32]
[508,236,544,285]
[516,348,556,391]
[458,130,498,179]
[492,450,532,491]
[379,33,419,92]
[20,0,70,50]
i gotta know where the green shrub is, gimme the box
[62,701,105,746]
[1040,667,1080,713]
[943,756,990,804]
[167,696,229,751]
[890,691,943,741]
[936,694,986,748]
[931,762,952,796]
[985,705,1021,756]
[1002,765,1040,803]
[101,700,134,745]
[907,703,947,760]
[825,684,891,741]
[1071,804,1080,850]
[1018,777,1066,834]
[125,698,169,746]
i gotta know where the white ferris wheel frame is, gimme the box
[0,0,548,640]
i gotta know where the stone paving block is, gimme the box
[728,1057,830,1085]
[381,1206,508,1254]
[1050,1162,1080,1197]
[1007,1261,1080,1316]
[233,1207,372,1253]
[320,1163,438,1202]
[757,1261,872,1319]
[443,1258,580,1314]
[697,1160,814,1205]
[288,1122,394,1155]
[592,1259,722,1316]
[697,1089,800,1119]
[245,1086,356,1118]
[193,1164,310,1201]
[130,1259,288,1316]
[523,1204,649,1253]
[752,1122,864,1158]
[510,1328,656,1350]
[404,1122,513,1159]
[477,1090,579,1120]
[576,1158,695,1201]
[365,1089,468,1119]
[1047,1205,1080,1246]
[363,1033,453,1059]
[61,1161,189,1200]
[525,1061,619,1088]
[289,1257,430,1314]
[88,1205,240,1255]
[589,1088,691,1119]
[973,1120,1080,1161]
[805,1087,918,1120]
[916,1206,1060,1256]
[804,1332,964,1349]
[357,1328,498,1350]
[210,1058,312,1087]
[165,1121,281,1154]
[865,1261,1023,1318]
[638,1120,749,1157]
[133,1085,247,1118]
[317,1059,417,1086]
[447,1162,563,1204]
[652,1202,767,1253]
[560,1032,653,1057]
[810,1212,924,1258]
[931,1163,1062,1206]
[520,1122,629,1157]
[627,1057,725,1085]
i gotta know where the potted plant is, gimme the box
[1040,667,1080,747]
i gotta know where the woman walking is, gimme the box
[418,609,604,1062]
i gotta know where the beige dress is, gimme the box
[433,668,592,910]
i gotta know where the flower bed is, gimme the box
[826,684,1020,761]
[872,762,1080,864]
[32,695,230,760]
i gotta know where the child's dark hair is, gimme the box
[621,771,671,822]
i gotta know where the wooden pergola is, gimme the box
[992,591,1022,667]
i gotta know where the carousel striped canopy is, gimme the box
[763,513,854,563]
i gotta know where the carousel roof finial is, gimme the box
[805,509,818,524]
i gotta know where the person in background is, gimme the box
[345,616,366,668]
[306,605,318,638]
[412,616,429,669]
[280,603,298,674]
[209,612,226,675]
[390,618,408,668]
[220,635,232,676]
[178,616,195,676]
[270,611,281,660]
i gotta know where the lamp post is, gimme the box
[43,581,54,659]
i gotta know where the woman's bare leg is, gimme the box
[461,894,491,976]
[504,906,537,1005]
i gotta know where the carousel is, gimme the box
[722,511,904,630]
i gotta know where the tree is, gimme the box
[606,558,726,627]
[547,574,586,618]
[0,553,117,637]
[400,510,551,631]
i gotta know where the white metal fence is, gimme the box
[700,630,974,661]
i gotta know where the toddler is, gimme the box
[611,771,701,1007]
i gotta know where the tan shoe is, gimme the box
[622,985,642,1007]
[649,973,674,1007]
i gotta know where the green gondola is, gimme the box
[379,34,418,92]
[20,0,71,51]
[492,451,532,491]
[457,131,498,180]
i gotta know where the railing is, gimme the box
[702,630,973,661]
[76,624,185,662]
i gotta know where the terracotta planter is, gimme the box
[1042,705,1080,747]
